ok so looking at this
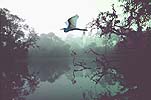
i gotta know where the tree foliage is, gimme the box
[85,0,151,99]
[0,8,39,100]
[0,8,38,61]
[88,0,151,37]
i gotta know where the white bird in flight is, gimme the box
[61,14,87,33]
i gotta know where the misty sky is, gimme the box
[0,0,118,39]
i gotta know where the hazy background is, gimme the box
[0,0,123,100]
[0,0,119,39]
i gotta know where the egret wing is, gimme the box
[65,21,69,27]
[68,14,79,29]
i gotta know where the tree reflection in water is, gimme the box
[28,33,71,83]
[0,61,40,100]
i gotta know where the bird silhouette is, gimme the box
[61,14,87,32]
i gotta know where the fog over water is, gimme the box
[26,33,124,100]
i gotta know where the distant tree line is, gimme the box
[28,33,71,83]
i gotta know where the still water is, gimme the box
[25,57,124,100]
[26,74,102,100]
[26,57,100,100]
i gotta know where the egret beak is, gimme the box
[60,28,64,30]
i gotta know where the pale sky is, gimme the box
[0,0,118,39]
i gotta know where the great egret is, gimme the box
[61,14,87,32]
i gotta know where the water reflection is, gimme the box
[27,55,126,100]
[28,58,70,83]
[0,60,40,100]
[0,32,126,100]
[26,74,102,100]
[28,33,71,83]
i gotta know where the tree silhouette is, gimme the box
[0,8,39,100]
[0,8,38,67]
[84,0,151,99]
